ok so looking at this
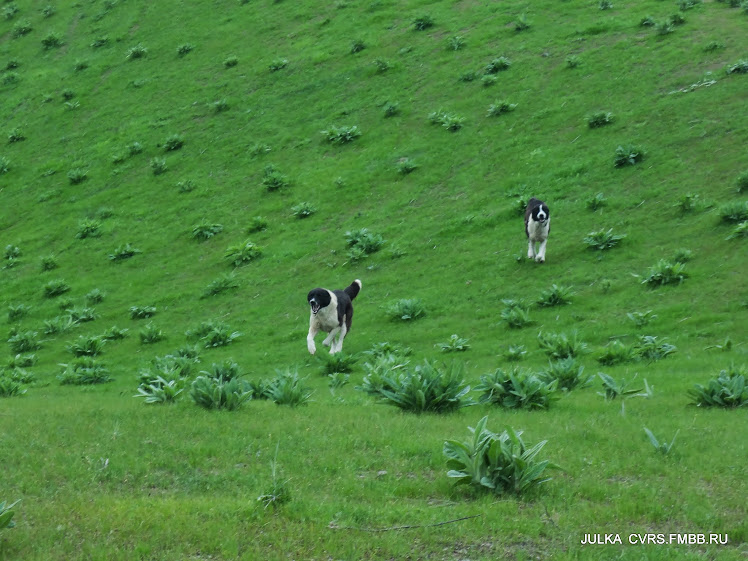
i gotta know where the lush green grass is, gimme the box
[1,0,746,559]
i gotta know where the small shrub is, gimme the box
[66,306,97,323]
[91,36,109,47]
[500,300,532,329]
[8,331,41,354]
[476,367,558,409]
[504,344,527,362]
[537,284,574,307]
[643,428,679,455]
[139,323,165,345]
[514,13,531,31]
[176,179,197,193]
[262,164,289,191]
[43,279,71,298]
[0,378,25,397]
[373,58,391,73]
[641,260,688,287]
[541,358,593,391]
[43,315,78,335]
[614,144,645,167]
[447,35,465,50]
[349,39,365,54]
[673,248,693,263]
[655,20,675,35]
[627,310,657,327]
[0,158,10,175]
[201,360,243,381]
[202,272,240,298]
[486,101,516,117]
[101,326,128,341]
[7,128,25,143]
[321,125,361,144]
[481,75,497,87]
[677,0,701,10]
[736,171,748,194]
[396,157,417,175]
[633,335,676,362]
[291,202,317,219]
[85,289,105,305]
[726,221,748,240]
[265,370,313,407]
[67,168,88,185]
[57,358,111,385]
[76,219,101,239]
[190,375,251,410]
[565,55,581,68]
[640,16,656,27]
[192,221,224,241]
[129,305,156,319]
[718,200,748,223]
[67,335,105,357]
[269,58,288,71]
[437,334,471,353]
[177,43,194,56]
[538,331,588,360]
[248,216,268,233]
[224,240,262,267]
[484,57,511,74]
[583,228,626,250]
[587,111,614,128]
[412,15,434,30]
[428,110,465,131]
[212,99,229,112]
[383,102,400,117]
[41,32,63,49]
[597,340,635,366]
[444,416,560,496]
[597,372,645,401]
[109,243,141,262]
[128,141,144,156]
[186,321,242,348]
[345,228,385,255]
[135,376,184,404]
[126,44,148,60]
[164,134,184,152]
[3,4,19,20]
[224,55,239,67]
[385,298,426,321]
[7,303,30,322]
[459,71,477,82]
[317,352,358,375]
[687,366,747,408]
[150,157,167,175]
[586,192,607,211]
[358,359,473,413]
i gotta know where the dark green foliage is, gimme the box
[291,202,317,219]
[587,111,614,128]
[223,55,238,67]
[537,284,574,307]
[412,15,434,30]
[139,323,165,344]
[269,58,288,71]
[541,358,593,391]
[163,134,184,151]
[185,320,242,348]
[192,221,223,241]
[345,227,385,258]
[129,305,156,319]
[641,260,688,286]
[57,358,111,385]
[643,428,679,455]
[633,335,676,362]
[349,39,365,54]
[688,366,747,408]
[484,57,511,74]
[385,298,426,321]
[486,101,516,117]
[67,335,105,357]
[537,331,588,360]
[76,219,101,239]
[262,164,289,191]
[436,334,470,353]
[66,306,97,323]
[201,360,242,381]
[597,373,643,400]
[265,371,313,407]
[444,416,560,496]
[317,352,358,375]
[476,367,558,409]
[583,228,625,250]
[597,340,635,366]
[718,200,748,223]
[67,168,88,185]
[614,144,645,167]
[201,272,239,298]
[150,157,167,175]
[0,376,26,397]
[7,304,30,322]
[177,43,194,56]
[358,359,472,413]
[321,125,361,144]
[109,244,142,262]
[41,32,63,49]
[190,375,251,410]
[500,299,532,329]
[43,279,71,298]
[224,240,262,267]
[126,44,148,60]
[396,157,417,174]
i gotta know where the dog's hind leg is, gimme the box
[331,321,347,354]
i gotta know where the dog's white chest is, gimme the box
[311,293,339,332]
[527,218,550,241]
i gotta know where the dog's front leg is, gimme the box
[527,239,536,260]
[307,323,319,355]
[536,238,547,263]
[322,327,339,349]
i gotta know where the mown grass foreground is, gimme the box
[1,0,747,559]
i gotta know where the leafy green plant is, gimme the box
[447,35,465,50]
[134,376,184,404]
[504,344,527,362]
[101,326,128,341]
[587,111,614,128]
[349,39,365,54]
[67,335,106,357]
[673,248,693,263]
[321,125,361,144]
[599,0,613,10]
[583,228,625,250]
[163,134,184,151]
[345,228,385,256]
[687,366,747,408]
[67,168,88,185]
[358,359,472,413]
[150,157,167,175]
[176,43,194,56]
[614,144,645,167]
[257,444,291,509]
[0,158,10,175]
[265,371,313,407]
[436,334,470,353]
[476,367,558,409]
[43,315,78,335]
[597,372,643,401]
[537,284,574,307]
[85,289,106,305]
[57,358,111,385]
[500,299,532,329]
[0,499,20,529]
[66,306,97,323]
[248,216,268,233]
[291,202,317,219]
[109,243,141,262]
[428,110,465,131]
[396,157,417,175]
[718,201,748,223]
[262,164,289,191]
[541,358,593,391]
[185,321,241,348]
[597,339,633,365]
[0,377,26,397]
[224,240,262,267]
[192,220,223,241]
[269,58,288,71]
[201,360,243,381]
[486,101,516,117]
[537,331,588,360]
[481,75,497,87]
[736,171,748,194]
[76,218,101,239]
[7,303,30,322]
[41,32,63,49]
[190,375,251,410]
[633,335,676,362]
[412,15,434,30]
[201,272,240,298]
[514,13,530,31]
[317,352,358,375]
[223,55,239,67]
[139,323,165,344]
[643,427,679,455]
[565,55,581,68]
[641,260,688,287]
[129,305,156,319]
[727,221,748,240]
[137,354,196,388]
[385,298,426,321]
[8,127,25,143]
[383,102,400,117]
[484,56,511,74]
[126,44,148,60]
[444,416,560,496]
[42,279,71,298]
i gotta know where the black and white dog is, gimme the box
[525,197,551,263]
[307,279,362,355]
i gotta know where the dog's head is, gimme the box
[530,201,550,224]
[307,288,332,315]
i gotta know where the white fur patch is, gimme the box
[307,291,344,355]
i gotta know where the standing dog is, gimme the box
[307,279,362,355]
[525,198,551,263]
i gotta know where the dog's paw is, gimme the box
[535,256,545,263]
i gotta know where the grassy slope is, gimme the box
[1,0,747,559]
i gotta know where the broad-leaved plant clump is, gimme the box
[57,358,111,385]
[476,367,558,409]
[687,365,747,408]
[190,375,251,410]
[444,416,560,496]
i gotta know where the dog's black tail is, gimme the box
[344,279,362,301]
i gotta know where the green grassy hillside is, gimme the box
[1,0,746,559]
